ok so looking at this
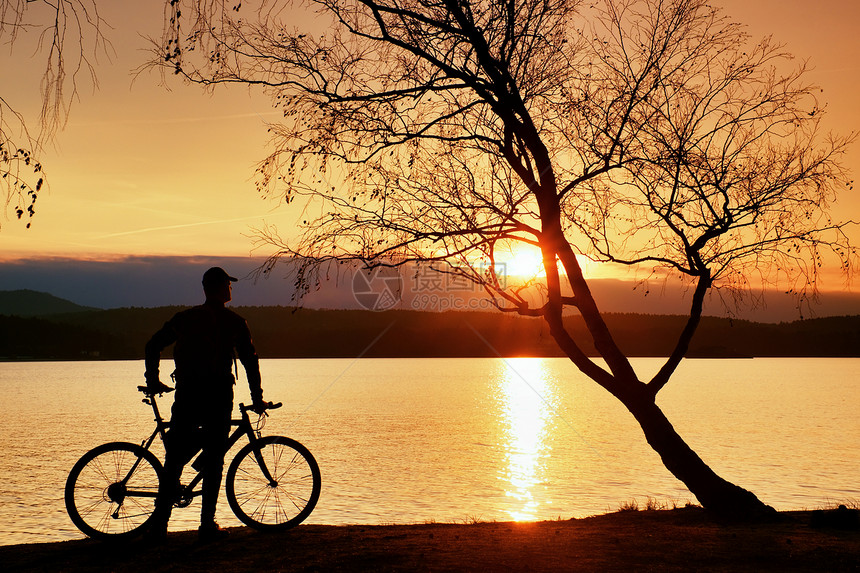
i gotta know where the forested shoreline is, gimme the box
[3,297,859,360]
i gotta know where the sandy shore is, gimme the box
[2,508,859,572]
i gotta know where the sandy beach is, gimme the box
[2,507,859,572]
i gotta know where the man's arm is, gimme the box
[235,319,264,406]
[144,318,178,389]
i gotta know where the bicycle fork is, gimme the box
[249,439,279,487]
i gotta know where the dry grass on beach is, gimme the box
[2,506,859,572]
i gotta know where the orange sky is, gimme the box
[2,0,859,289]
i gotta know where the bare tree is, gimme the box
[0,0,108,227]
[157,0,855,517]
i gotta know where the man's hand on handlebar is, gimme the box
[250,400,281,415]
[142,380,174,395]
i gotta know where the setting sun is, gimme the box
[502,245,546,279]
[502,245,603,280]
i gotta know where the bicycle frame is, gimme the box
[126,391,276,506]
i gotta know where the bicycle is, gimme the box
[64,385,321,540]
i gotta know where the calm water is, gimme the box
[1,357,858,546]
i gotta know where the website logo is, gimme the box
[352,266,403,311]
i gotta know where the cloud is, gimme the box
[94,215,273,240]
[68,110,281,128]
[0,256,294,309]
[1,255,859,322]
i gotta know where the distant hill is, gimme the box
[1,291,859,360]
[0,289,98,317]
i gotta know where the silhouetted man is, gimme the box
[144,266,267,541]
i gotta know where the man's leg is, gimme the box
[151,416,197,536]
[197,383,234,540]
[199,416,231,528]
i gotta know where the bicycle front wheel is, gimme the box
[226,436,321,530]
[64,442,163,539]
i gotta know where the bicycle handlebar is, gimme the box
[137,384,173,396]
[137,386,282,413]
[240,401,282,413]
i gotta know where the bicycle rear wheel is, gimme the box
[65,442,163,539]
[226,436,321,530]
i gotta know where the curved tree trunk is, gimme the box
[622,392,776,519]
[534,149,774,520]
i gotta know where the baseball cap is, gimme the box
[202,266,238,287]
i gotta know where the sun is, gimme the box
[500,245,601,280]
[502,245,546,279]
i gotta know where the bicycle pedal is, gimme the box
[172,485,193,508]
[174,494,193,507]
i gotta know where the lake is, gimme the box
[1,357,858,546]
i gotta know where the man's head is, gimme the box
[202,267,237,305]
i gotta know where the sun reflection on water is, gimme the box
[498,357,554,521]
